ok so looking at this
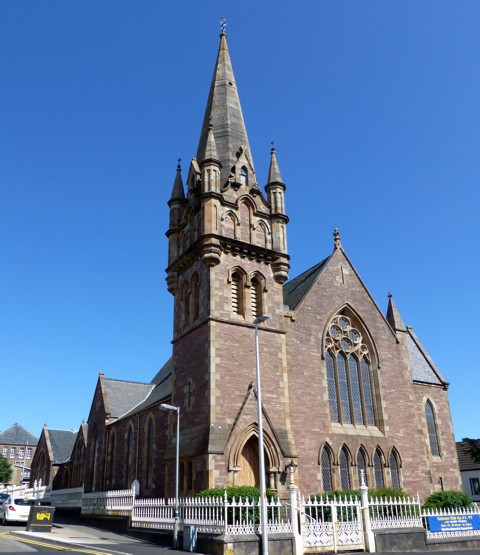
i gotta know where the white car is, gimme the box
[0,496,31,524]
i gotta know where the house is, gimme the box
[29,424,78,488]
[0,423,37,484]
[456,441,480,502]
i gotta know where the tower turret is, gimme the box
[166,162,185,294]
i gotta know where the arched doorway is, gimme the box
[237,436,260,486]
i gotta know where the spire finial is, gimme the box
[221,16,226,35]
[333,228,342,249]
[271,139,275,151]
[388,292,392,299]
[177,158,181,169]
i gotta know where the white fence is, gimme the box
[1,480,49,500]
[369,494,422,529]
[81,487,135,516]
[132,493,293,535]
[49,486,84,508]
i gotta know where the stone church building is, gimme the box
[48,30,461,500]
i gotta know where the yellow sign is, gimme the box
[35,512,51,521]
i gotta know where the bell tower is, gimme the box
[164,26,296,494]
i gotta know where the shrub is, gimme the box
[197,486,278,525]
[368,487,406,499]
[309,489,360,501]
[309,488,406,501]
[423,490,474,510]
[307,488,409,522]
[197,485,277,502]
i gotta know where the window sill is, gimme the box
[330,422,384,437]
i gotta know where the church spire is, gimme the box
[204,122,220,163]
[267,143,283,184]
[196,29,254,186]
[169,159,185,202]
[386,293,407,332]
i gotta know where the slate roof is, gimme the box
[283,258,329,311]
[406,329,446,386]
[0,423,38,446]
[103,378,154,419]
[456,441,480,471]
[118,359,173,421]
[48,429,77,464]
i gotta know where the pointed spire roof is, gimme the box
[204,123,220,162]
[386,293,407,332]
[196,31,254,185]
[267,145,283,184]
[169,160,185,202]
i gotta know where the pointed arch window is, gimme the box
[374,449,384,488]
[340,447,351,490]
[321,446,333,492]
[108,431,116,488]
[425,400,440,456]
[126,425,135,486]
[325,315,376,426]
[240,166,248,185]
[191,273,200,322]
[357,448,368,487]
[181,281,190,329]
[250,275,264,319]
[389,450,401,489]
[231,270,245,316]
[146,418,155,488]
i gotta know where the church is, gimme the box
[36,28,461,501]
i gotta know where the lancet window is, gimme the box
[250,275,264,319]
[320,446,333,492]
[340,447,351,490]
[389,450,401,489]
[357,448,368,486]
[231,272,243,316]
[325,314,376,426]
[373,449,384,488]
[146,417,155,488]
[240,166,248,185]
[425,400,440,456]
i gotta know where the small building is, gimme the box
[30,424,77,487]
[0,423,38,485]
[456,441,480,502]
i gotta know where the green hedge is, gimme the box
[423,490,474,510]
[197,485,277,502]
[196,486,278,525]
[309,487,406,501]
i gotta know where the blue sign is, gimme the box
[428,514,480,532]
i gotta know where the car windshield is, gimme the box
[14,498,30,505]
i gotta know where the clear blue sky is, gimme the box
[1,1,479,442]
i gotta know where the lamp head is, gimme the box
[159,403,179,413]
[253,315,270,326]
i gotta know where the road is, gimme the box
[0,521,187,554]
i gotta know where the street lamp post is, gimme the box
[160,402,180,549]
[254,315,270,555]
